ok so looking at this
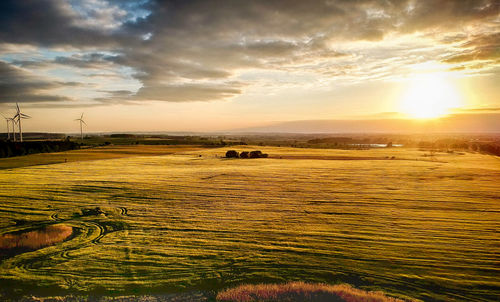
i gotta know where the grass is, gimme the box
[0,146,499,300]
[217,282,408,302]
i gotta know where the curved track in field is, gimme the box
[0,206,131,293]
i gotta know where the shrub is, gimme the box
[240,151,249,158]
[226,150,239,158]
[249,150,262,158]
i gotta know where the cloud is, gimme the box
[69,0,129,32]
[113,0,498,102]
[0,0,106,47]
[442,33,500,67]
[0,61,75,103]
[0,0,498,106]
[399,0,498,32]
[11,53,118,70]
[454,107,500,113]
[134,83,243,102]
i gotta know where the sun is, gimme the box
[400,73,462,119]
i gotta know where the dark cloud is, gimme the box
[0,0,107,47]
[93,89,134,103]
[0,0,153,47]
[12,53,119,69]
[53,53,119,68]
[0,61,74,103]
[134,83,243,102]
[443,33,500,65]
[400,0,498,32]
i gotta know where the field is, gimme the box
[0,145,206,170]
[0,145,499,301]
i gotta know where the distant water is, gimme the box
[348,143,403,147]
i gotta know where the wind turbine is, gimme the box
[1,114,12,140]
[75,113,86,140]
[14,103,30,142]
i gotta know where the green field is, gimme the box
[0,146,499,301]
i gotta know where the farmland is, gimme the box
[0,145,499,301]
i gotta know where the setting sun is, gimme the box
[400,73,462,119]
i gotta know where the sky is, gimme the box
[0,0,499,133]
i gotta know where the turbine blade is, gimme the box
[81,113,84,119]
[21,113,30,118]
[82,120,87,126]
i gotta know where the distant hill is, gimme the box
[231,113,500,134]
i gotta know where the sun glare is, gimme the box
[400,73,462,119]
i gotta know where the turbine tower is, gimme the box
[14,103,30,142]
[1,114,11,140]
[75,113,86,140]
[11,117,18,142]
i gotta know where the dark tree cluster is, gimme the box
[225,150,268,159]
[225,150,239,158]
[109,134,136,138]
[307,137,354,144]
[0,140,80,158]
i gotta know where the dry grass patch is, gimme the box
[0,224,72,250]
[217,282,408,302]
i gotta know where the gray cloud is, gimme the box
[0,1,108,47]
[12,53,120,70]
[134,83,243,102]
[0,61,74,103]
[400,0,498,33]
[443,33,500,65]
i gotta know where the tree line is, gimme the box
[0,140,80,158]
[417,139,500,156]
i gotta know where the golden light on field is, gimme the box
[400,73,462,119]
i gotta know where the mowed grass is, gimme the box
[0,146,499,301]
